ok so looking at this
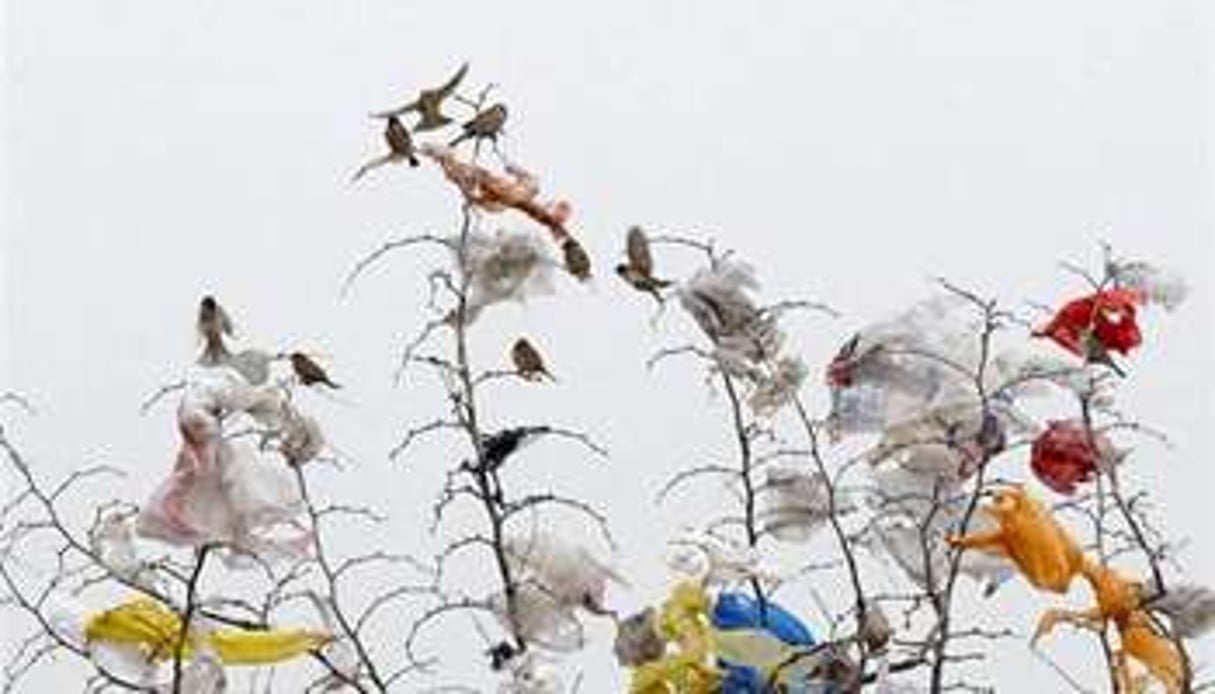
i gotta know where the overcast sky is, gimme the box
[3,0,1213,691]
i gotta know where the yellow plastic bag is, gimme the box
[85,597,330,666]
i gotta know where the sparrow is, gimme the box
[351,116,419,182]
[561,237,592,281]
[372,62,469,132]
[859,604,892,652]
[448,103,508,148]
[615,226,671,303]
[511,337,554,382]
[288,352,340,389]
[197,295,233,363]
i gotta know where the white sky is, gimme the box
[3,0,1213,691]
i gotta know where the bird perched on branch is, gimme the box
[481,426,552,470]
[197,295,233,364]
[616,226,671,304]
[449,103,508,148]
[351,116,419,182]
[288,352,340,389]
[561,237,592,281]
[372,62,469,132]
[511,338,555,382]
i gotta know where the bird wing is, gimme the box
[351,153,394,183]
[433,62,470,99]
[369,98,421,119]
[626,227,654,276]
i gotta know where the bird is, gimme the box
[197,295,233,363]
[351,116,419,182]
[371,62,469,132]
[561,237,592,281]
[615,226,672,303]
[448,103,508,148]
[480,426,551,470]
[288,352,340,389]
[511,338,554,382]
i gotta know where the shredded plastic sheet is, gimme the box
[828,297,1091,441]
[90,511,160,590]
[865,465,1013,592]
[136,364,313,560]
[497,651,564,694]
[868,401,1032,483]
[167,652,226,694]
[493,531,621,652]
[1107,259,1189,311]
[826,297,984,437]
[503,531,621,614]
[749,356,808,417]
[452,228,557,324]
[667,531,773,588]
[948,487,1085,594]
[490,584,585,653]
[1150,583,1215,639]
[757,466,842,544]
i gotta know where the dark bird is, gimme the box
[615,226,672,303]
[372,62,469,132]
[480,426,551,470]
[561,237,592,281]
[197,295,233,363]
[511,338,554,382]
[289,352,340,389]
[448,103,508,148]
[351,116,419,182]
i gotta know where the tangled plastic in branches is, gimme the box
[420,144,574,243]
[666,530,775,588]
[826,296,985,436]
[135,363,317,562]
[1151,584,1215,639]
[453,228,557,325]
[493,531,623,652]
[867,465,1014,592]
[1107,258,1189,311]
[756,465,848,544]
[748,356,808,418]
[44,595,326,690]
[677,258,783,380]
[496,651,564,694]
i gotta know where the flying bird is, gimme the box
[511,338,554,382]
[615,226,671,304]
[351,116,419,182]
[561,237,592,281]
[288,352,340,389]
[372,62,469,132]
[197,295,233,363]
[448,103,508,148]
